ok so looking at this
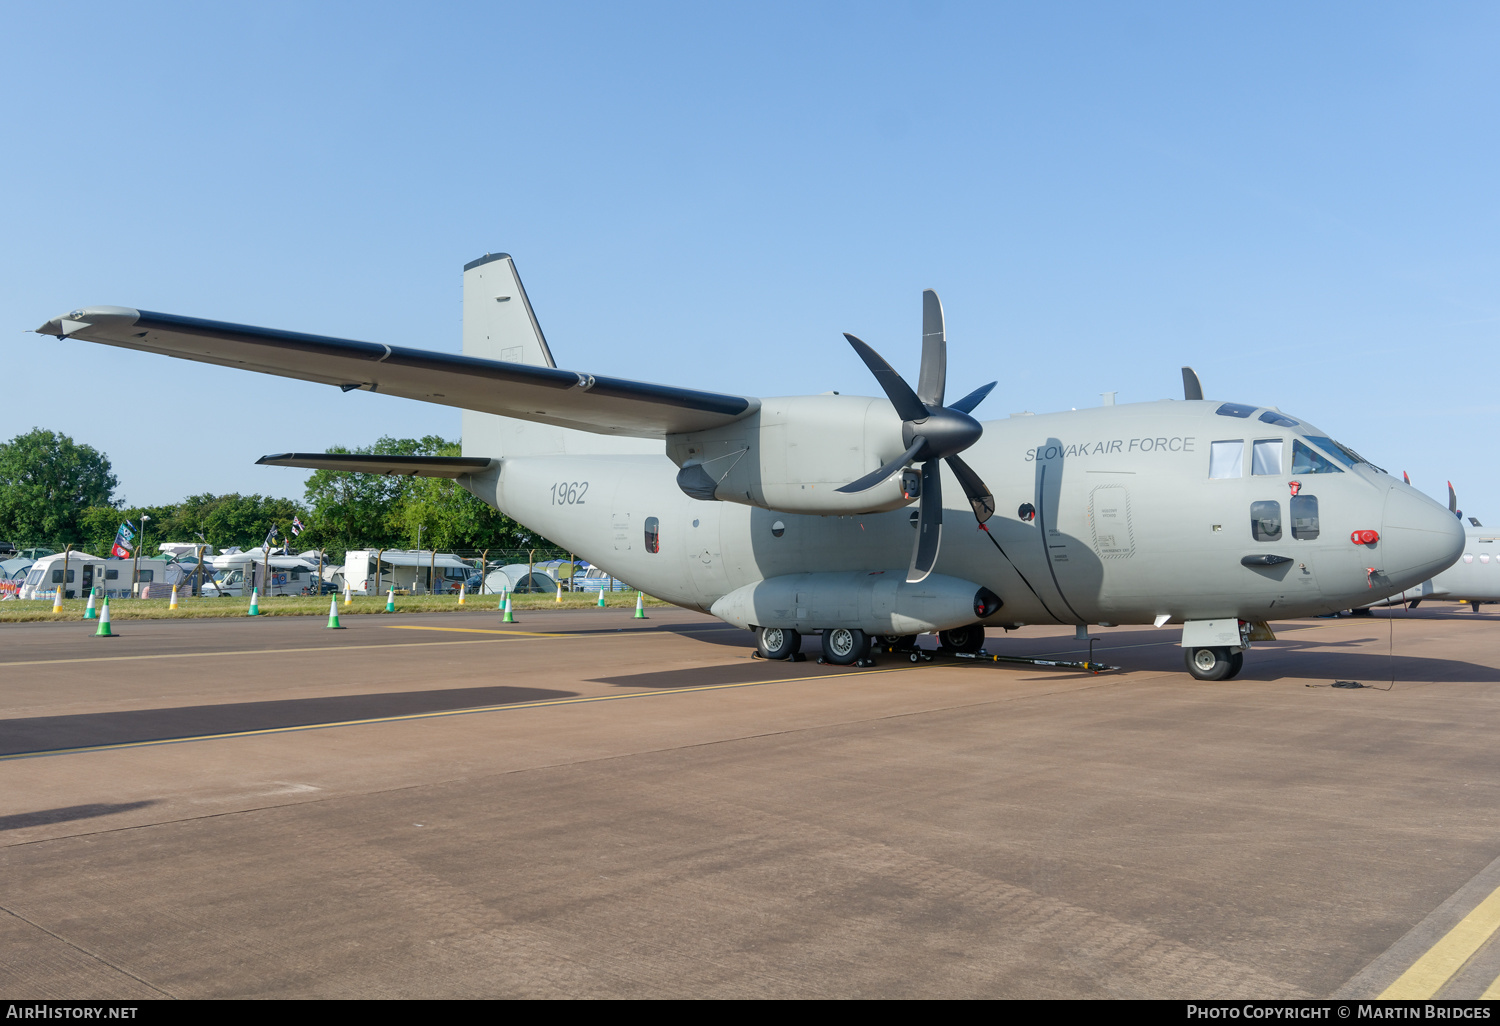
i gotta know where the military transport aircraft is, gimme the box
[38,253,1465,680]
[1359,482,1496,613]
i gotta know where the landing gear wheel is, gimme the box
[880,634,918,652]
[1184,646,1238,682]
[938,625,986,654]
[757,626,801,660]
[822,628,871,665]
[1350,607,1373,617]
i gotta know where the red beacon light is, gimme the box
[1351,529,1380,545]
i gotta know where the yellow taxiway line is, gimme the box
[1381,883,1500,998]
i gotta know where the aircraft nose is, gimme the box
[1380,486,1465,586]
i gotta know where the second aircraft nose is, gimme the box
[1381,485,1465,588]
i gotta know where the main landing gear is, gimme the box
[756,626,803,661]
[1183,646,1244,682]
[820,627,872,666]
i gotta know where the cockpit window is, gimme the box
[1259,411,1299,427]
[1216,402,1257,419]
[1251,439,1284,476]
[1302,435,1358,470]
[1291,439,1342,475]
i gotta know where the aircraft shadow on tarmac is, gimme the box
[588,657,877,690]
[0,685,577,756]
[0,801,159,832]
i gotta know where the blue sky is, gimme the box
[2,2,1496,520]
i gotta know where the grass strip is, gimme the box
[0,592,669,622]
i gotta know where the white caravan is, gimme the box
[344,549,474,595]
[203,550,321,597]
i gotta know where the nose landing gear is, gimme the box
[1184,646,1244,681]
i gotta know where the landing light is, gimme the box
[1351,529,1379,545]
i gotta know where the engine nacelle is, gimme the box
[667,394,914,516]
[710,571,1002,635]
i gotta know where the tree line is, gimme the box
[0,428,545,560]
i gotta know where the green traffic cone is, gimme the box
[84,588,97,619]
[325,595,345,629]
[634,591,647,619]
[386,587,395,613]
[502,592,515,623]
[597,588,606,608]
[94,596,115,638]
[248,588,260,616]
[497,588,506,610]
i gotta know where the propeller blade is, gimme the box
[907,460,943,583]
[836,437,926,494]
[1449,481,1458,514]
[945,454,995,523]
[1182,367,1204,401]
[844,334,928,422]
[1403,471,1410,485]
[919,289,946,408]
[948,381,996,416]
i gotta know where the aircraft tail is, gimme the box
[460,253,658,459]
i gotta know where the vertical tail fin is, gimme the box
[460,253,659,460]
[462,253,556,367]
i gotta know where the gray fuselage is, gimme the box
[474,399,1464,629]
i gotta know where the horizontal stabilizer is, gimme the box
[38,307,758,438]
[257,453,497,478]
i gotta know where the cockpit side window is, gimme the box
[1209,440,1244,479]
[1292,440,1342,475]
[1291,495,1320,539]
[1216,403,1257,418]
[1251,439,1284,476]
[1251,500,1282,541]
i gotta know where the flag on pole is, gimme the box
[110,522,135,559]
[291,516,305,538]
[263,524,279,554]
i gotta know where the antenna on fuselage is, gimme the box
[1181,367,1204,401]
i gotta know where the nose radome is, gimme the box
[1381,486,1465,586]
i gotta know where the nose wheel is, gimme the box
[1184,646,1244,681]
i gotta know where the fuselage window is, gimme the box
[1209,440,1244,479]
[644,517,660,554]
[1291,494,1320,540]
[1251,500,1282,541]
[1292,440,1341,475]
[1259,411,1299,427]
[1216,403,1257,418]
[1252,439,1284,476]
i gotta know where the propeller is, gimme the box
[837,289,997,583]
[1450,481,1461,520]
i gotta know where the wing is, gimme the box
[37,307,758,437]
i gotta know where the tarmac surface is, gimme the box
[1,603,1498,999]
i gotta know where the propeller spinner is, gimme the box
[837,290,997,583]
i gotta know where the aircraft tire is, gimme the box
[1184,645,1237,682]
[823,627,871,665]
[1473,601,1482,613]
[1225,649,1244,680]
[757,626,801,660]
[880,633,918,651]
[938,625,986,654]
